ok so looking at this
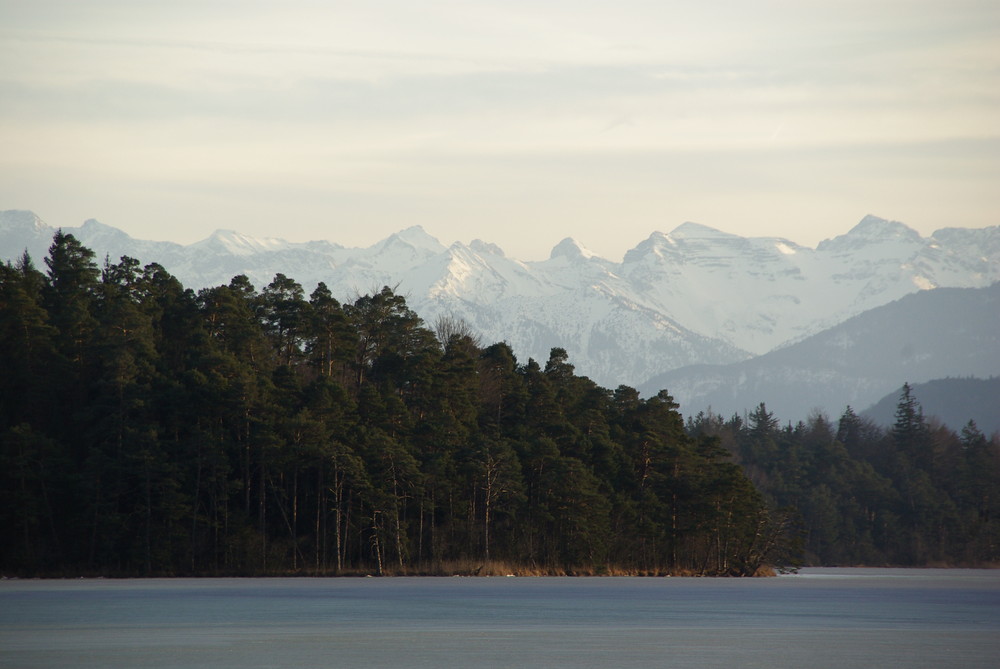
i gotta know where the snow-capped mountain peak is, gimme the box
[668,221,738,240]
[194,229,290,257]
[0,209,48,234]
[850,214,920,238]
[3,210,998,392]
[78,218,134,244]
[469,239,505,257]
[621,231,677,263]
[818,215,922,252]
[375,225,445,255]
[549,237,595,261]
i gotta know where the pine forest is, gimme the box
[1,233,998,577]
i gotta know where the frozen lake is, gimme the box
[2,568,998,668]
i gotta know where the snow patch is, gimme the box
[469,239,505,257]
[200,230,290,256]
[550,238,595,260]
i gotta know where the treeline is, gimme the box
[1,233,789,577]
[687,392,1000,566]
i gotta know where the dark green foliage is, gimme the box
[688,386,1000,567]
[3,237,995,574]
[0,235,788,576]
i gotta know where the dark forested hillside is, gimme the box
[1,234,786,577]
[3,235,998,576]
[687,389,1000,566]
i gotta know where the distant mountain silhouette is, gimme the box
[862,377,1000,436]
[641,283,1000,423]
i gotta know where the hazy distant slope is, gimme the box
[640,283,1000,422]
[862,377,1000,436]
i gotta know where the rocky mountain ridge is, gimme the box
[3,209,999,393]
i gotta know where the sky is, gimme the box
[1,0,998,261]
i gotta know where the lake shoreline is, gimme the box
[6,561,999,580]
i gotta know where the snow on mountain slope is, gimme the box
[640,283,1000,421]
[190,229,294,257]
[3,209,999,390]
[400,236,749,384]
[0,210,65,261]
[617,215,1000,355]
[620,225,817,353]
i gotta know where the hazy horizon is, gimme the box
[2,1,998,260]
[6,209,965,263]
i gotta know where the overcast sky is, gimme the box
[2,0,998,260]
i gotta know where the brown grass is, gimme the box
[319,561,746,578]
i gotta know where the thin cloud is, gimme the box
[0,0,998,259]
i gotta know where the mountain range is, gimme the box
[638,282,1000,424]
[3,209,999,421]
